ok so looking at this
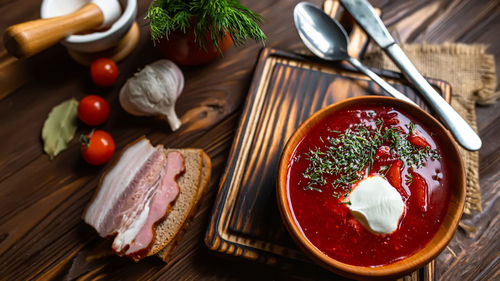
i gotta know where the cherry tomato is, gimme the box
[78,95,110,126]
[90,58,118,86]
[81,130,115,165]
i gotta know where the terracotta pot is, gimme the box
[157,28,232,66]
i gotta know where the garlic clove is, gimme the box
[119,60,184,131]
[164,106,182,131]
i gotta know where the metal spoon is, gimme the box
[293,2,417,105]
[294,2,484,151]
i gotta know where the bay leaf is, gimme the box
[42,98,79,159]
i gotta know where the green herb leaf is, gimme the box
[41,98,79,159]
[433,171,441,181]
[293,155,301,163]
[301,118,440,192]
[146,0,267,52]
[379,164,392,175]
[405,173,413,185]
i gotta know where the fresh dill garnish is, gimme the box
[379,164,392,175]
[146,0,267,52]
[293,155,301,163]
[405,173,413,185]
[301,118,440,192]
[328,129,341,133]
[332,191,340,198]
[407,122,416,134]
[304,185,322,192]
[433,171,441,181]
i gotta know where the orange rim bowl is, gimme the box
[276,96,466,280]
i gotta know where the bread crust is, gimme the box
[157,151,211,261]
[126,151,185,261]
[147,148,206,255]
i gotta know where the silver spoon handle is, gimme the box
[346,56,417,105]
[384,44,482,151]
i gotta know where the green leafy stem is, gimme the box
[146,0,267,52]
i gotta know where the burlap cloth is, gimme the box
[362,44,498,215]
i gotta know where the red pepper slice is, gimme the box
[410,172,428,212]
[386,160,403,191]
[408,133,431,148]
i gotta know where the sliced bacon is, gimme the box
[125,151,184,258]
[83,138,184,259]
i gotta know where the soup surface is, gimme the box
[287,104,451,267]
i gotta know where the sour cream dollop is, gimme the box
[347,175,405,234]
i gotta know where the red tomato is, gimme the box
[410,172,428,212]
[386,160,403,190]
[78,95,110,126]
[158,29,232,66]
[381,112,399,125]
[408,134,430,148]
[375,145,391,159]
[90,58,118,86]
[81,130,115,165]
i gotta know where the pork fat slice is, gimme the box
[84,138,184,258]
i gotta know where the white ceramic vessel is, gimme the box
[40,0,137,53]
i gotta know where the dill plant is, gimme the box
[146,0,267,52]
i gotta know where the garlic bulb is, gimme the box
[119,60,184,131]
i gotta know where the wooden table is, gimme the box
[1,0,498,280]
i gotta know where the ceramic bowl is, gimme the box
[41,0,137,53]
[277,96,466,280]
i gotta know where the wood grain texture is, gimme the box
[204,48,450,280]
[226,51,450,239]
[0,0,498,280]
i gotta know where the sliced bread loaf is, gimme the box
[157,151,211,261]
[147,149,204,255]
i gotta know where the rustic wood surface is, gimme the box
[204,47,452,281]
[204,47,451,281]
[0,0,498,280]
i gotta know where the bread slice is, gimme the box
[147,149,204,255]
[156,151,211,261]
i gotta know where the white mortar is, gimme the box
[41,0,137,53]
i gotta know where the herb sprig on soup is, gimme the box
[287,104,451,267]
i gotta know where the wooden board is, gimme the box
[205,47,451,280]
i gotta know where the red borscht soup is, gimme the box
[287,104,451,267]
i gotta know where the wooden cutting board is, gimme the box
[205,47,450,280]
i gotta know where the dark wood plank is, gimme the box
[0,0,498,280]
[205,48,450,281]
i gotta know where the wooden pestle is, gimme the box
[3,0,121,59]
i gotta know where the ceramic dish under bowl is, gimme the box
[41,0,137,53]
[277,96,465,280]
